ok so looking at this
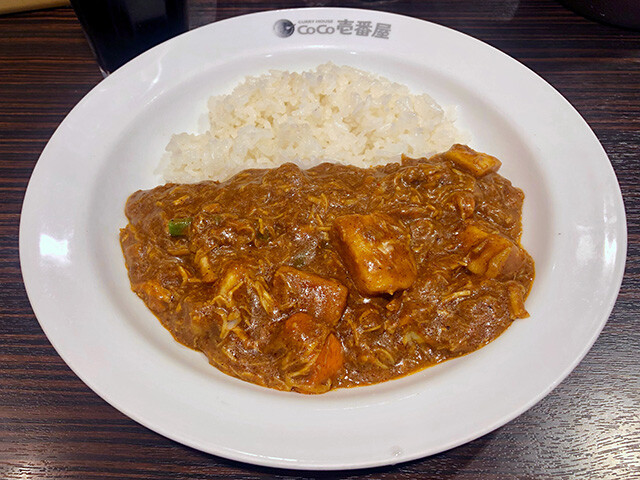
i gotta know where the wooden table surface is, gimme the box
[1,0,638,478]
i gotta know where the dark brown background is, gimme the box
[1,0,638,478]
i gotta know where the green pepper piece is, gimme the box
[168,217,192,236]
[256,230,270,242]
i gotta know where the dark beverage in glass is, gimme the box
[70,0,188,76]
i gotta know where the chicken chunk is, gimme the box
[461,224,526,278]
[443,144,502,177]
[331,213,417,296]
[272,266,348,325]
[216,263,248,300]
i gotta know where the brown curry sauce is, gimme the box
[120,145,534,393]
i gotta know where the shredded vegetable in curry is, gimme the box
[120,145,534,393]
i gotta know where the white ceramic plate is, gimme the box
[20,8,626,470]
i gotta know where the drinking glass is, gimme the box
[70,0,189,76]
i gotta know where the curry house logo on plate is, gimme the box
[273,18,392,39]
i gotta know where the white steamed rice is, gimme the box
[160,62,467,183]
